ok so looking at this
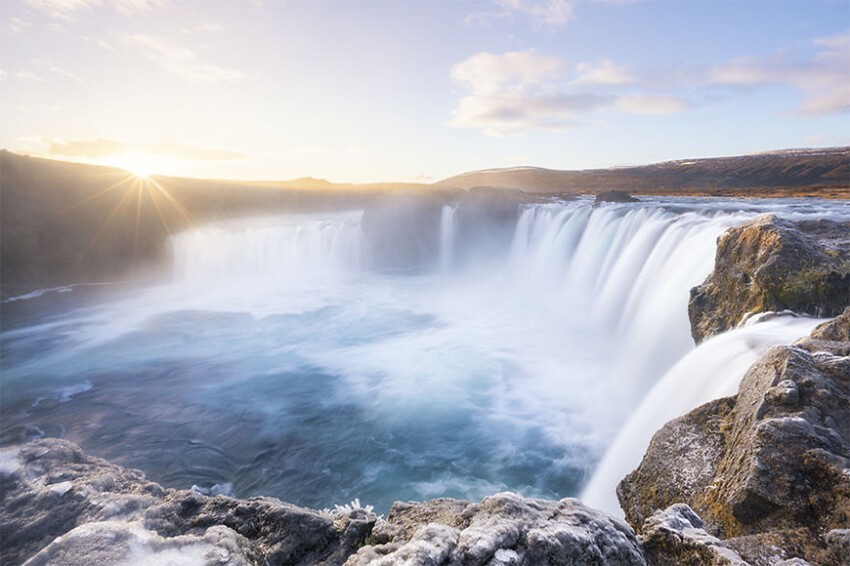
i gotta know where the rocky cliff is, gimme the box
[618,309,850,565]
[689,214,850,343]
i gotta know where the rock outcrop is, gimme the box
[689,214,850,343]
[618,308,850,565]
[347,493,645,565]
[0,439,644,566]
[593,191,639,204]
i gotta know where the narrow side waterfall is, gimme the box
[439,205,456,273]
[581,314,825,515]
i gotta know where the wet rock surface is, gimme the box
[619,309,850,565]
[689,214,850,343]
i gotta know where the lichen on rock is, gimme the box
[688,214,850,343]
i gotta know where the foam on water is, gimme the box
[1,197,845,513]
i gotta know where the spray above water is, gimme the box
[1,197,843,513]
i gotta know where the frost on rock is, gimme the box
[345,492,645,566]
[21,521,259,566]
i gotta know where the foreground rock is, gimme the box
[689,214,850,343]
[348,493,645,565]
[619,309,850,565]
[0,439,643,566]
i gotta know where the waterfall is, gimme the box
[170,212,363,281]
[439,205,456,273]
[580,314,825,516]
[506,203,747,398]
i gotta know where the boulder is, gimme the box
[346,492,646,565]
[688,214,850,343]
[618,309,850,565]
[638,504,750,566]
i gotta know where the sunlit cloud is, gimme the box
[708,32,850,116]
[450,50,594,135]
[574,60,635,86]
[0,69,7,82]
[124,34,247,83]
[25,0,168,19]
[450,50,685,135]
[48,138,251,161]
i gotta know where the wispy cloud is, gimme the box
[616,95,688,115]
[574,59,634,86]
[25,0,168,19]
[708,32,850,116]
[7,17,34,32]
[468,0,633,27]
[16,71,47,82]
[450,50,685,136]
[48,138,251,161]
[0,69,8,82]
[124,34,247,83]
[498,0,576,25]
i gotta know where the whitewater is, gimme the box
[1,196,847,515]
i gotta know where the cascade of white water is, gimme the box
[506,203,748,399]
[439,205,457,273]
[171,212,363,281]
[580,314,825,516]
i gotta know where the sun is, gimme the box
[109,152,167,178]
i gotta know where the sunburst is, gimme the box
[57,167,196,267]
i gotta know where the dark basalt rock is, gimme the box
[360,191,449,272]
[593,191,639,205]
[618,309,850,565]
[453,187,532,265]
[688,214,850,343]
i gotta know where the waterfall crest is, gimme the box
[171,212,363,281]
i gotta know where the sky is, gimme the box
[1,0,848,183]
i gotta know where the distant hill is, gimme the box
[437,147,850,198]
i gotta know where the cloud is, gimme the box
[7,17,34,32]
[450,50,596,135]
[469,0,633,27]
[574,60,634,86]
[48,139,251,161]
[497,0,577,25]
[616,95,688,115]
[16,71,47,82]
[0,69,7,82]
[25,0,168,19]
[708,32,850,116]
[450,50,686,135]
[124,34,247,83]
